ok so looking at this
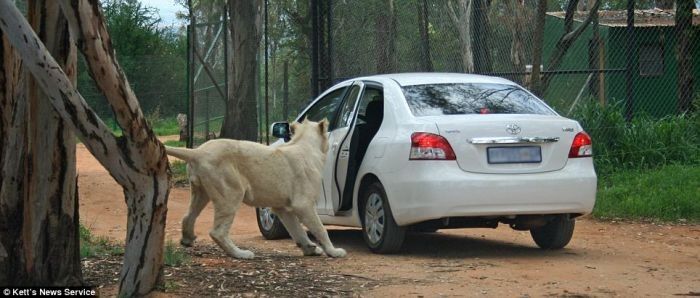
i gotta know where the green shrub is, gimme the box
[570,101,700,175]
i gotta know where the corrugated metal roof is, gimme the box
[547,8,700,27]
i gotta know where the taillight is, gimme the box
[569,131,593,158]
[410,132,456,160]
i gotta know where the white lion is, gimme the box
[165,119,346,259]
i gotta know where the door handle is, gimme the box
[331,143,339,152]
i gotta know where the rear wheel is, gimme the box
[361,182,405,253]
[256,207,289,240]
[530,215,575,249]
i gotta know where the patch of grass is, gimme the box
[163,140,186,147]
[163,240,189,267]
[594,164,700,222]
[80,224,123,258]
[152,117,181,136]
[170,160,188,186]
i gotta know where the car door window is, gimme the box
[356,87,383,125]
[303,87,347,130]
[335,85,361,129]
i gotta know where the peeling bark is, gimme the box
[20,0,82,285]
[0,25,27,286]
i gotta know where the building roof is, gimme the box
[547,8,700,27]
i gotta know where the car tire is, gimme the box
[530,215,575,249]
[361,182,406,253]
[256,207,290,240]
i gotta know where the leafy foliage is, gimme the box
[78,0,187,124]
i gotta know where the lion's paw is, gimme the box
[326,248,347,258]
[233,249,255,260]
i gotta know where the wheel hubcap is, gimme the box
[259,207,276,231]
[365,193,385,244]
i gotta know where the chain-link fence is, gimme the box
[187,2,229,147]
[188,0,698,173]
[257,0,699,175]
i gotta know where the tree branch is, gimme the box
[541,0,601,93]
[0,0,133,185]
[57,0,166,173]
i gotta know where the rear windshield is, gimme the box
[402,83,555,116]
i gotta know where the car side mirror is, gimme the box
[271,122,291,141]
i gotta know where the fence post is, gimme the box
[625,0,635,122]
[283,60,289,121]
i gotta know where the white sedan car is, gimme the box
[257,73,597,253]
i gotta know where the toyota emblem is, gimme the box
[506,124,521,135]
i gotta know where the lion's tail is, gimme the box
[165,146,198,162]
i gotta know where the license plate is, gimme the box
[487,146,542,164]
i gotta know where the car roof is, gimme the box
[352,72,518,87]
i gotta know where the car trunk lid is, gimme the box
[430,114,579,174]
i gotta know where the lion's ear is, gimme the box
[290,122,299,134]
[319,118,329,134]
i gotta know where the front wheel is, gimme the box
[530,215,575,249]
[361,182,405,253]
[256,207,289,240]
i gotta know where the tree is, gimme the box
[376,0,397,73]
[221,0,263,141]
[471,0,491,73]
[416,0,433,72]
[0,0,82,286]
[0,0,170,295]
[530,0,547,94]
[447,0,475,73]
[491,0,533,83]
[676,0,694,113]
[541,0,601,93]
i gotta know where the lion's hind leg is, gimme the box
[272,208,323,256]
[181,182,209,247]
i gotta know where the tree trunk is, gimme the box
[377,0,397,73]
[472,0,491,73]
[0,0,82,286]
[283,60,289,121]
[0,1,170,295]
[447,0,474,73]
[0,24,27,286]
[505,0,528,84]
[20,0,82,285]
[530,0,547,95]
[417,0,433,72]
[221,0,262,141]
[676,0,694,113]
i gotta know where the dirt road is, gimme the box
[77,142,700,297]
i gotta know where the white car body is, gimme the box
[265,73,597,251]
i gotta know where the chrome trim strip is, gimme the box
[468,136,560,144]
